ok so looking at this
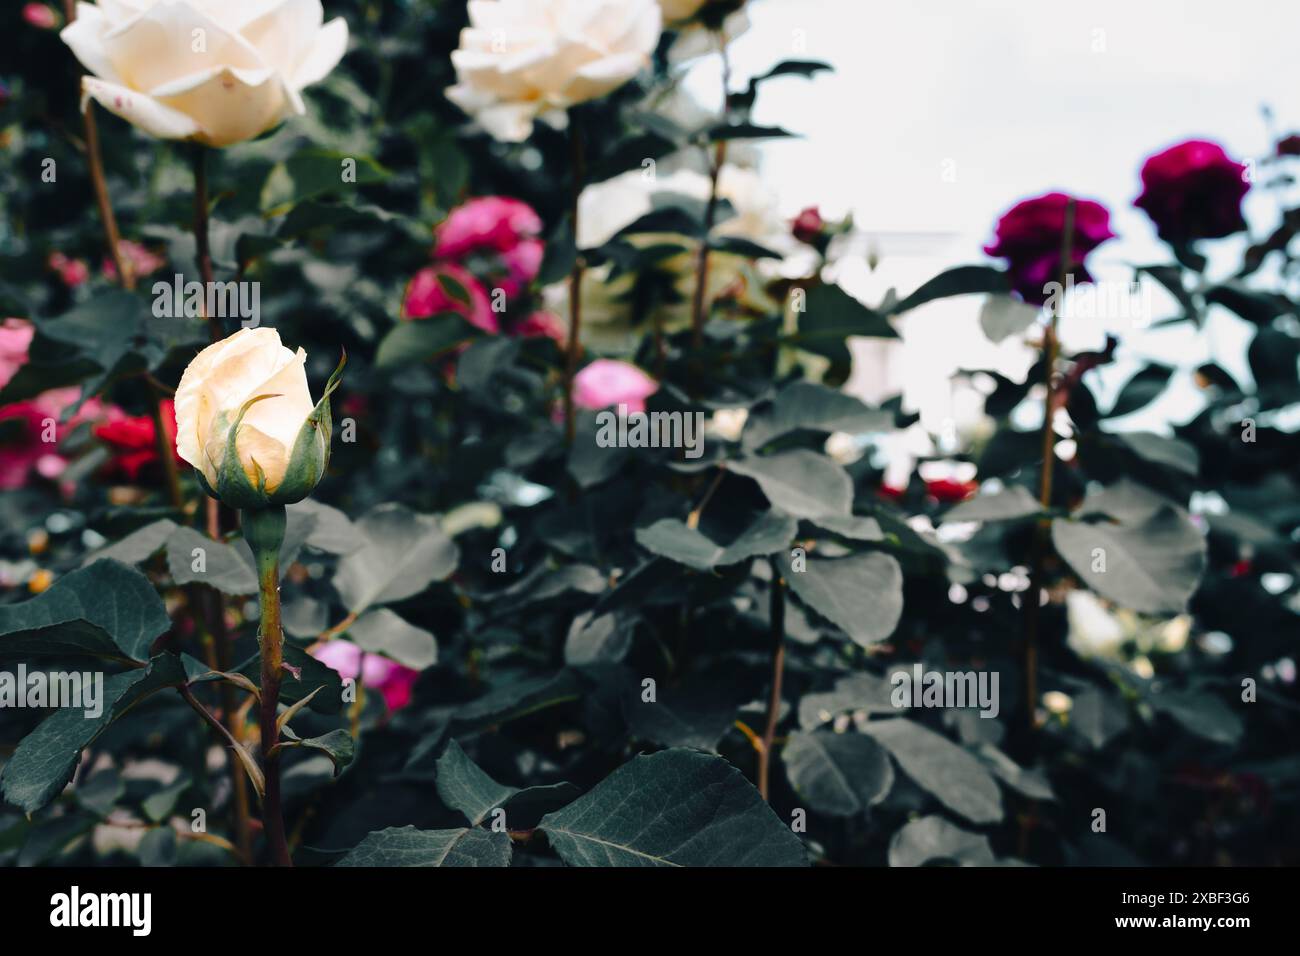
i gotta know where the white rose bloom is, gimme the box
[60,0,349,147]
[446,0,662,143]
[175,328,320,497]
[1065,590,1126,661]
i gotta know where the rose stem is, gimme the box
[562,113,586,447]
[245,505,293,867]
[689,31,732,351]
[1022,197,1076,735]
[187,141,252,856]
[60,1,185,513]
[757,557,786,801]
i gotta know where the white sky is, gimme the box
[684,0,1300,432]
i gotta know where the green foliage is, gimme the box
[0,0,1296,871]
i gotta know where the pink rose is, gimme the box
[434,197,545,299]
[311,641,420,712]
[102,240,166,283]
[401,263,497,333]
[22,4,58,30]
[0,319,35,391]
[434,196,543,259]
[0,388,106,490]
[48,252,90,288]
[572,359,658,413]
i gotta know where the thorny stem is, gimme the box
[191,144,222,340]
[65,3,183,515]
[68,0,246,856]
[245,506,292,867]
[562,115,586,447]
[757,559,786,801]
[190,144,250,849]
[1022,197,1076,735]
[690,32,732,349]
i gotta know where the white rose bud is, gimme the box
[60,0,349,148]
[174,328,343,508]
[446,0,662,143]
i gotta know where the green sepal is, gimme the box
[268,351,346,505]
[213,393,281,510]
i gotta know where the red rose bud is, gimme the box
[1277,134,1300,157]
[791,206,825,244]
[93,400,184,482]
[925,478,977,503]
[1134,140,1249,243]
[984,193,1114,306]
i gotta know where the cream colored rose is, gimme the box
[1065,590,1125,661]
[175,328,318,496]
[60,0,348,147]
[446,0,662,143]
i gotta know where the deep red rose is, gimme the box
[93,399,184,482]
[791,206,824,244]
[984,193,1114,305]
[925,478,978,503]
[1134,139,1249,243]
[1278,134,1300,157]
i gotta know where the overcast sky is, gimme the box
[684,0,1300,432]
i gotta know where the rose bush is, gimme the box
[0,0,1296,876]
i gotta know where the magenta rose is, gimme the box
[0,319,35,390]
[572,359,658,413]
[434,196,545,298]
[1134,140,1249,243]
[0,388,108,490]
[310,640,420,712]
[401,262,497,333]
[984,192,1115,305]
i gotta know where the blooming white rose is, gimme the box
[175,328,340,505]
[60,0,348,147]
[1065,590,1126,661]
[446,0,662,143]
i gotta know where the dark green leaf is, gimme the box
[862,718,1003,825]
[782,552,904,648]
[730,450,854,519]
[890,265,1010,315]
[783,730,893,816]
[539,749,807,866]
[335,826,511,867]
[0,560,170,664]
[333,504,459,614]
[0,654,185,813]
